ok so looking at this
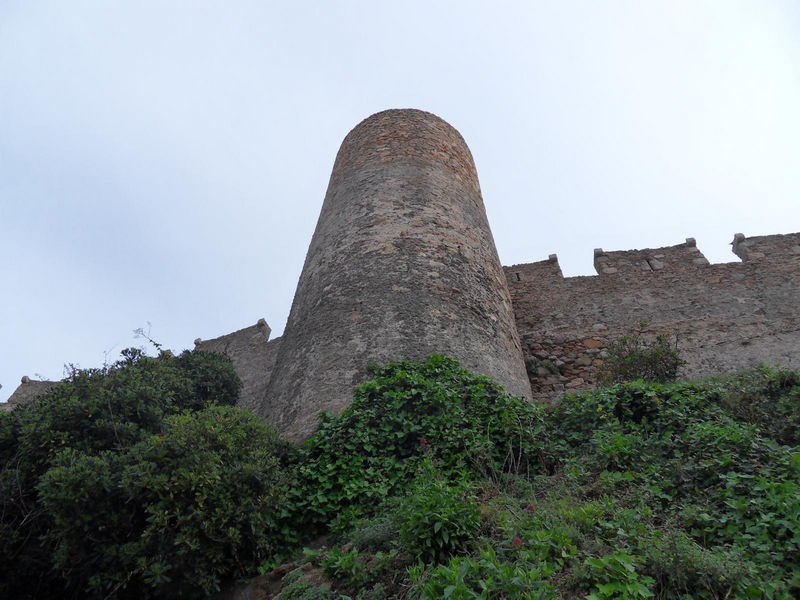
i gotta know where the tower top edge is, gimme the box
[343,108,468,145]
[330,109,479,192]
[356,107,452,125]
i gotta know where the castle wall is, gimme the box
[263,109,531,442]
[194,318,281,413]
[1,378,58,412]
[505,232,800,401]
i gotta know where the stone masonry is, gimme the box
[506,233,800,402]
[260,109,531,442]
[193,318,279,414]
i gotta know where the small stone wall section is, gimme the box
[506,232,800,402]
[194,319,282,413]
[1,377,58,411]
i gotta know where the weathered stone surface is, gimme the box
[506,232,800,401]
[262,109,531,442]
[1,378,58,411]
[195,319,281,413]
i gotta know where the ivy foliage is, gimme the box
[293,363,800,600]
[0,348,290,600]
[284,355,547,539]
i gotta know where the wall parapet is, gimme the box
[1,377,57,412]
[733,232,800,262]
[507,232,800,285]
[504,231,800,403]
[593,237,709,275]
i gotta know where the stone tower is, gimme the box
[263,109,531,442]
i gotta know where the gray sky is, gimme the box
[2,1,799,402]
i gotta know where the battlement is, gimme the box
[1,377,57,412]
[593,238,709,275]
[507,254,563,283]
[508,232,800,286]
[194,318,281,414]
[732,231,800,262]
[505,231,800,402]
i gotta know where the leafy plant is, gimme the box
[394,457,481,564]
[412,545,557,599]
[286,355,546,538]
[584,552,654,600]
[598,326,684,384]
[280,571,336,600]
[322,547,370,587]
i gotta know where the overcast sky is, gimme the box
[2,1,799,402]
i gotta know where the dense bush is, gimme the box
[705,366,800,446]
[0,348,290,599]
[538,373,800,598]
[284,354,546,539]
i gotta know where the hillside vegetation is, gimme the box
[1,352,798,599]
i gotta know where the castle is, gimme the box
[7,110,800,442]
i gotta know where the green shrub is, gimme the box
[705,366,800,446]
[318,545,398,594]
[321,546,370,587]
[584,552,654,600]
[394,458,481,564]
[39,406,290,598]
[598,328,684,384]
[642,530,758,599]
[539,374,800,596]
[287,355,546,537]
[279,571,335,600]
[346,510,400,552]
[0,349,289,599]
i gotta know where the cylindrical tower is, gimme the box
[264,109,531,442]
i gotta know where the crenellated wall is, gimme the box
[506,232,800,402]
[593,237,709,275]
